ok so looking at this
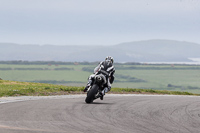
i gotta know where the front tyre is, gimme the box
[85,84,99,103]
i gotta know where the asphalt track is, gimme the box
[0,94,200,133]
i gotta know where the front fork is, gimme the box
[87,86,92,92]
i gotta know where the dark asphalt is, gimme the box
[0,95,200,133]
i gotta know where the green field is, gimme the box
[0,80,196,97]
[1,62,200,94]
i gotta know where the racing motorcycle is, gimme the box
[85,73,107,103]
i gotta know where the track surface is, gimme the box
[0,94,200,133]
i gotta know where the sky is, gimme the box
[0,0,200,45]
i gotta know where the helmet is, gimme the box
[105,56,114,64]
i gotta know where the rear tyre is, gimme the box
[85,84,99,103]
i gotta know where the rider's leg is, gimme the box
[101,78,111,95]
[84,74,95,92]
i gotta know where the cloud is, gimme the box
[0,0,199,45]
[1,0,199,13]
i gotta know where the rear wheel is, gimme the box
[85,84,99,103]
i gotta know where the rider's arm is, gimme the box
[110,67,115,84]
[94,62,103,74]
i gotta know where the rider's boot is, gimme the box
[100,90,105,100]
[100,87,110,100]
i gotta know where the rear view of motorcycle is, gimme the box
[85,74,107,103]
[84,56,115,103]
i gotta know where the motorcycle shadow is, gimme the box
[89,102,115,105]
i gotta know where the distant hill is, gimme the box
[1,39,200,62]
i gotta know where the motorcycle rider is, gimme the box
[83,56,115,100]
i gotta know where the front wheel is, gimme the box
[85,84,99,103]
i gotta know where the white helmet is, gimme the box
[105,56,114,63]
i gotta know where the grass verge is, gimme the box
[0,80,199,97]
[111,88,198,96]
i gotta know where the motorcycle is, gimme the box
[85,73,107,103]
